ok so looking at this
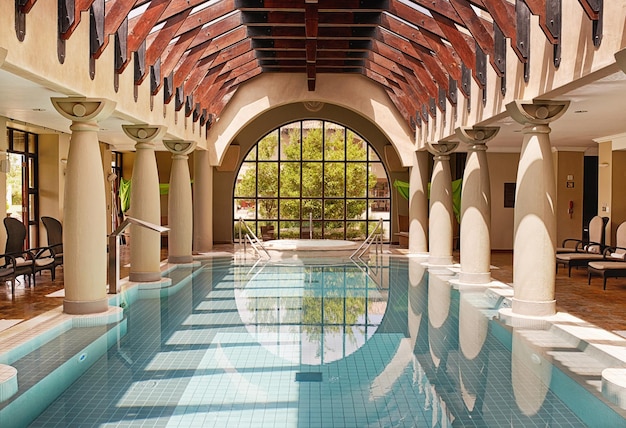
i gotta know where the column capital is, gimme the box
[164,140,197,155]
[505,100,569,125]
[426,141,458,157]
[51,97,115,122]
[122,124,166,143]
[455,126,499,148]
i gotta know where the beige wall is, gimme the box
[553,151,585,245]
[487,152,519,250]
[38,133,67,246]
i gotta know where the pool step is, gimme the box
[0,318,127,428]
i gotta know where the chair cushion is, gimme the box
[15,257,33,267]
[588,261,626,270]
[35,258,55,267]
[556,253,606,262]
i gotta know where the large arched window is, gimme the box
[234,120,391,241]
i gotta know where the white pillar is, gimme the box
[409,150,429,254]
[506,100,569,317]
[426,142,459,266]
[456,127,499,284]
[122,125,166,282]
[164,141,196,263]
[193,150,213,252]
[51,97,115,314]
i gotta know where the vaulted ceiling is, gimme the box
[16,0,605,132]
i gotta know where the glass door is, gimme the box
[7,128,39,248]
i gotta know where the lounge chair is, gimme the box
[587,223,626,289]
[4,217,56,285]
[556,215,608,254]
[42,216,63,274]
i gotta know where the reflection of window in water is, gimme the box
[235,264,388,365]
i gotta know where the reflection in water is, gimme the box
[234,263,388,364]
[28,258,626,427]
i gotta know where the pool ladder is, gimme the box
[350,218,383,259]
[238,217,271,259]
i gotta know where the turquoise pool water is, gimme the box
[2,256,626,427]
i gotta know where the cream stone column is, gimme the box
[51,97,115,314]
[455,127,499,284]
[506,100,569,317]
[122,125,166,282]
[164,140,196,263]
[193,149,213,252]
[426,142,459,266]
[409,150,429,254]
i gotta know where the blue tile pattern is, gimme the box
[14,257,625,427]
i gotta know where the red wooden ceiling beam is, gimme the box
[127,0,174,54]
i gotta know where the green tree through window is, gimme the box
[234,120,391,241]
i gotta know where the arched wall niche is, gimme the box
[211,102,410,243]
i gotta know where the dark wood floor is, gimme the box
[2,247,626,335]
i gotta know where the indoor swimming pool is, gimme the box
[1,256,626,427]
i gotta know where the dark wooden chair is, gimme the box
[42,216,63,274]
[0,254,18,297]
[4,217,56,285]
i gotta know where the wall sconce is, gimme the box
[599,162,610,168]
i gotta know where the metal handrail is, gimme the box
[350,218,383,259]
[238,217,271,259]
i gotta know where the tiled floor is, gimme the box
[2,246,626,335]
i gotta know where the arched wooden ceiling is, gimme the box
[26,0,603,131]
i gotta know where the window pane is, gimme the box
[279,221,300,238]
[324,221,344,239]
[281,124,301,161]
[258,131,278,161]
[346,163,367,197]
[234,199,256,219]
[346,130,366,160]
[346,199,366,219]
[12,131,25,152]
[324,200,344,220]
[302,121,323,160]
[280,162,300,197]
[302,163,322,197]
[234,163,256,197]
[369,199,389,213]
[280,199,300,220]
[302,199,322,219]
[369,146,380,161]
[324,163,344,197]
[325,123,344,161]
[258,199,278,219]
[257,163,278,197]
[346,221,367,240]
[244,147,257,161]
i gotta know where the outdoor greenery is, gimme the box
[235,121,385,240]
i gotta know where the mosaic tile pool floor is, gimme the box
[4,256,625,427]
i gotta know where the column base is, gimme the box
[498,306,558,329]
[63,297,109,315]
[129,271,162,282]
[458,271,491,284]
[168,255,193,264]
[511,297,556,317]
[427,255,453,266]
